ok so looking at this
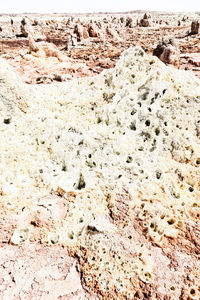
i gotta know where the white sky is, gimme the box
[1,0,200,14]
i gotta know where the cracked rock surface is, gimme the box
[0,244,98,299]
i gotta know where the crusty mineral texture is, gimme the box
[0,46,200,299]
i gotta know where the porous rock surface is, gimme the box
[0,47,200,299]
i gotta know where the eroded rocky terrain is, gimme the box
[0,12,200,83]
[0,12,200,300]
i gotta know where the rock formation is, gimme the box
[0,47,200,298]
[28,32,66,62]
[88,23,99,38]
[74,24,84,42]
[139,13,151,27]
[20,17,34,37]
[106,26,121,42]
[74,24,89,42]
[190,20,199,35]
[153,38,180,67]
[120,16,125,24]
[19,17,45,40]
[125,17,133,28]
[1,12,200,83]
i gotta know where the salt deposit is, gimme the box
[1,46,200,298]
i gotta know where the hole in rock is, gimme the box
[145,120,150,126]
[126,156,133,163]
[76,173,86,190]
[97,117,102,124]
[196,158,200,164]
[62,164,67,172]
[150,98,155,105]
[167,218,176,225]
[155,128,160,136]
[138,146,144,151]
[131,109,137,115]
[190,288,196,295]
[3,118,11,124]
[141,131,151,141]
[130,123,136,130]
[156,171,162,179]
[142,92,149,101]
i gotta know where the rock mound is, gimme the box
[190,20,199,35]
[0,47,200,299]
[139,13,151,27]
[153,38,180,67]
